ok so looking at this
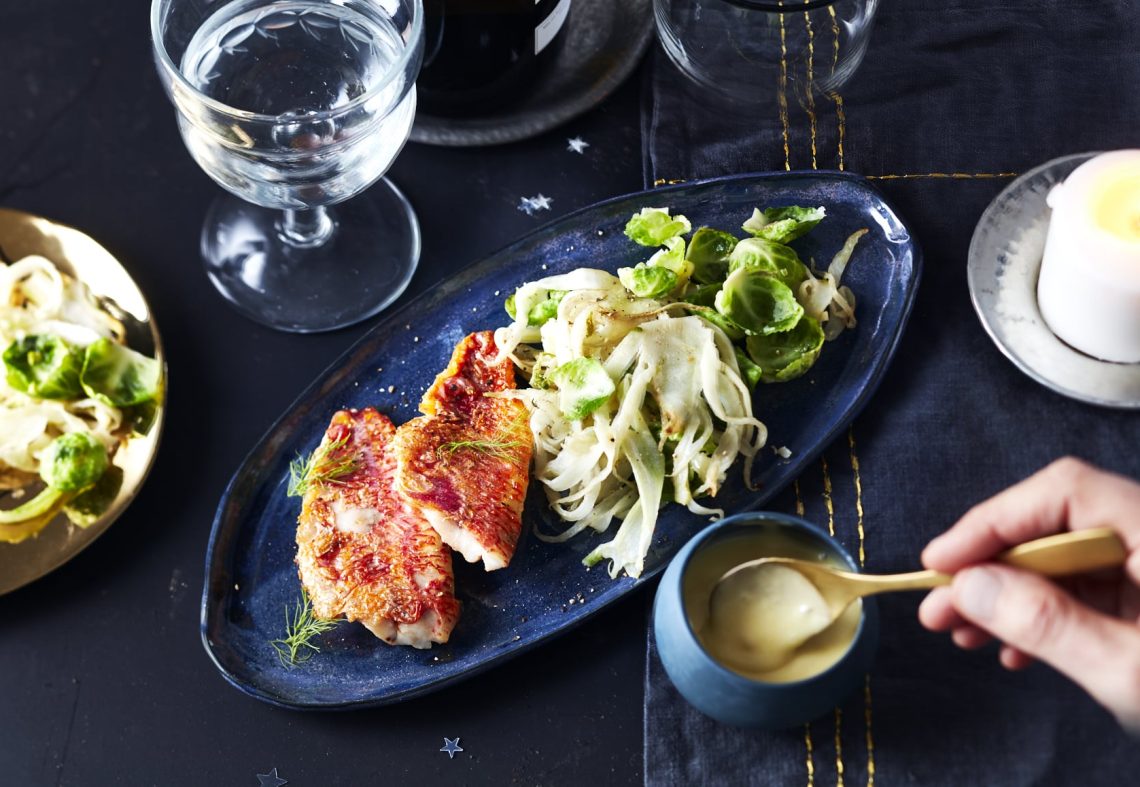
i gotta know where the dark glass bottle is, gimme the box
[418,0,573,117]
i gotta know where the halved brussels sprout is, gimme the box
[728,237,810,292]
[41,431,109,492]
[686,227,738,284]
[0,432,109,524]
[684,283,719,308]
[745,315,825,382]
[683,285,745,340]
[715,267,804,336]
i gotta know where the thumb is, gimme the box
[953,565,1140,727]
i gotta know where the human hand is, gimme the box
[918,457,1140,732]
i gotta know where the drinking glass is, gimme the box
[654,0,878,109]
[151,0,424,333]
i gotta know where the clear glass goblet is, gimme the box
[151,0,424,333]
[654,0,878,111]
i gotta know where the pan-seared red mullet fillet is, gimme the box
[417,330,518,417]
[295,408,459,648]
[395,331,533,571]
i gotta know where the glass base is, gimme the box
[200,178,421,333]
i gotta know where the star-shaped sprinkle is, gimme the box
[440,737,464,759]
[256,768,288,787]
[566,136,590,154]
[518,194,553,216]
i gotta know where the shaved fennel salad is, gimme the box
[495,205,867,578]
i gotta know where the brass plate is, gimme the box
[0,208,166,595]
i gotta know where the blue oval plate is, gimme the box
[202,171,921,709]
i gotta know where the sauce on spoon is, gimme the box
[684,527,861,682]
[701,563,832,672]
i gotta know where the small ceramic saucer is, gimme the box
[968,152,1140,409]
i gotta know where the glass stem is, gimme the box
[277,206,335,248]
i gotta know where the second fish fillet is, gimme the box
[394,331,532,571]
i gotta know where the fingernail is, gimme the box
[955,567,1003,622]
[922,535,947,563]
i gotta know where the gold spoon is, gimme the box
[709,527,1128,647]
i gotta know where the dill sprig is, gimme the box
[436,437,528,461]
[287,435,358,498]
[436,409,530,461]
[269,589,341,668]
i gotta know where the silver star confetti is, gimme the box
[439,737,464,759]
[256,768,288,787]
[566,136,590,154]
[518,194,553,216]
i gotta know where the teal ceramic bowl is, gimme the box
[652,511,879,729]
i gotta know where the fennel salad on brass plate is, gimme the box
[494,205,867,579]
[0,254,162,543]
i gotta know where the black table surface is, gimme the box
[0,2,648,784]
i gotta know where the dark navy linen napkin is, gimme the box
[642,2,1140,784]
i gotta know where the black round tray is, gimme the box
[410,0,653,147]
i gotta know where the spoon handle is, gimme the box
[844,568,951,593]
[848,527,1127,595]
[996,527,1126,575]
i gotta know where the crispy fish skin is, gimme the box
[295,408,459,648]
[394,398,531,570]
[396,331,533,571]
[419,330,516,417]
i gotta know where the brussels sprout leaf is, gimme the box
[624,208,692,246]
[3,335,83,399]
[505,289,566,326]
[742,205,826,244]
[734,347,764,391]
[80,339,161,407]
[529,352,557,390]
[550,357,615,420]
[646,236,692,285]
[618,264,678,298]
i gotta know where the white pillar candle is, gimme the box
[1037,150,1140,363]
